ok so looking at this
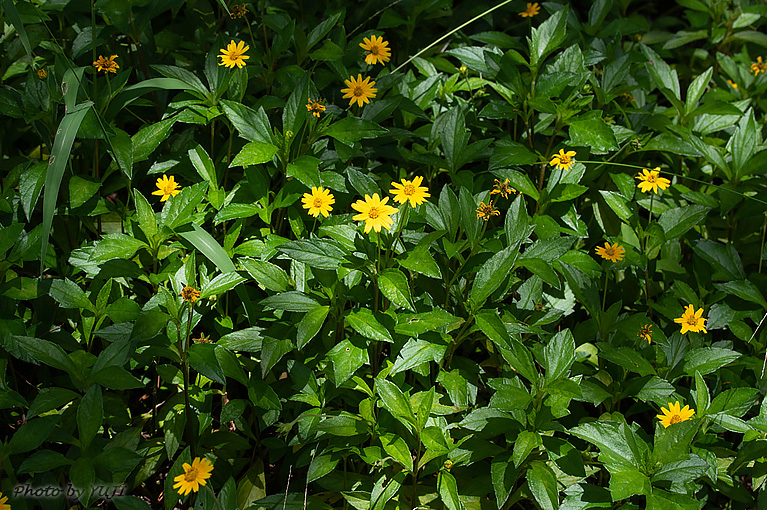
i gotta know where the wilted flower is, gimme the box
[751,56,766,76]
[181,286,200,303]
[476,201,500,221]
[490,178,518,199]
[638,324,652,344]
[93,55,119,73]
[306,98,326,117]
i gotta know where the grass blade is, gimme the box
[1,0,33,60]
[177,223,257,323]
[41,101,93,273]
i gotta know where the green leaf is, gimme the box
[495,169,540,201]
[646,488,700,510]
[307,454,339,483]
[569,421,648,469]
[543,329,576,385]
[394,308,462,337]
[133,190,157,239]
[715,280,767,310]
[684,67,713,115]
[692,240,745,281]
[1,0,33,60]
[469,247,518,311]
[324,117,387,146]
[683,347,741,376]
[398,244,442,279]
[375,378,417,429]
[161,182,208,230]
[728,109,760,180]
[513,430,541,467]
[346,308,393,343]
[286,156,321,188]
[599,190,633,221]
[220,100,275,144]
[49,278,94,312]
[260,291,321,312]
[77,384,103,448]
[230,141,280,167]
[188,344,226,384]
[390,337,448,375]
[132,116,178,163]
[200,271,247,299]
[569,118,619,153]
[92,234,149,262]
[41,102,92,272]
[658,205,710,239]
[9,415,60,454]
[240,258,289,292]
[328,337,368,385]
[380,433,414,472]
[18,449,73,474]
[278,239,347,270]
[529,7,568,69]
[475,309,511,347]
[490,140,539,169]
[378,268,415,312]
[516,258,560,289]
[188,144,217,188]
[27,388,79,419]
[609,465,651,500]
[492,454,521,508]
[438,471,464,510]
[527,461,559,510]
[296,306,330,350]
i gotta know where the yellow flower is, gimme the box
[595,242,625,263]
[674,304,708,334]
[181,286,200,303]
[229,3,249,18]
[351,193,399,233]
[37,68,47,79]
[638,324,652,344]
[173,457,214,496]
[635,167,671,194]
[476,201,500,221]
[727,79,738,89]
[0,492,9,510]
[390,176,430,208]
[444,460,453,470]
[341,74,377,108]
[306,98,326,118]
[359,35,391,66]
[519,2,540,17]
[218,40,250,69]
[657,401,695,428]
[301,186,335,218]
[93,55,119,74]
[549,149,576,171]
[151,174,182,202]
[490,178,518,199]
[751,56,766,76]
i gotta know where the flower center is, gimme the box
[313,197,323,208]
[184,467,199,482]
[605,247,616,257]
[354,86,364,97]
[560,154,571,164]
[669,414,682,424]
[686,316,699,326]
[370,45,380,56]
[367,206,380,219]
[647,174,657,183]
[403,184,415,196]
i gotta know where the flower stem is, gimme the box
[183,302,196,458]
[601,269,609,312]
[204,483,222,510]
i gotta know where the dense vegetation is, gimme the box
[1,0,767,509]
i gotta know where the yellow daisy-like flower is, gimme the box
[635,167,671,194]
[490,178,518,199]
[638,324,652,344]
[341,74,377,108]
[390,176,430,208]
[173,457,214,496]
[595,242,625,263]
[549,149,576,171]
[657,401,695,428]
[301,186,335,218]
[218,40,250,69]
[151,174,182,202]
[37,68,48,79]
[229,3,249,18]
[181,286,200,303]
[727,79,738,89]
[359,35,391,66]
[519,2,540,17]
[0,492,9,510]
[674,304,708,334]
[306,98,326,118]
[93,55,119,74]
[351,193,399,233]
[751,56,766,76]
[476,201,500,221]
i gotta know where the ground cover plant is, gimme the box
[1,0,767,508]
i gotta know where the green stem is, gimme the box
[204,483,222,510]
[183,302,196,458]
[601,269,609,312]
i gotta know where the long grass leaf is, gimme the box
[177,223,257,323]
[62,67,86,111]
[1,0,33,60]
[106,78,198,120]
[41,101,93,273]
